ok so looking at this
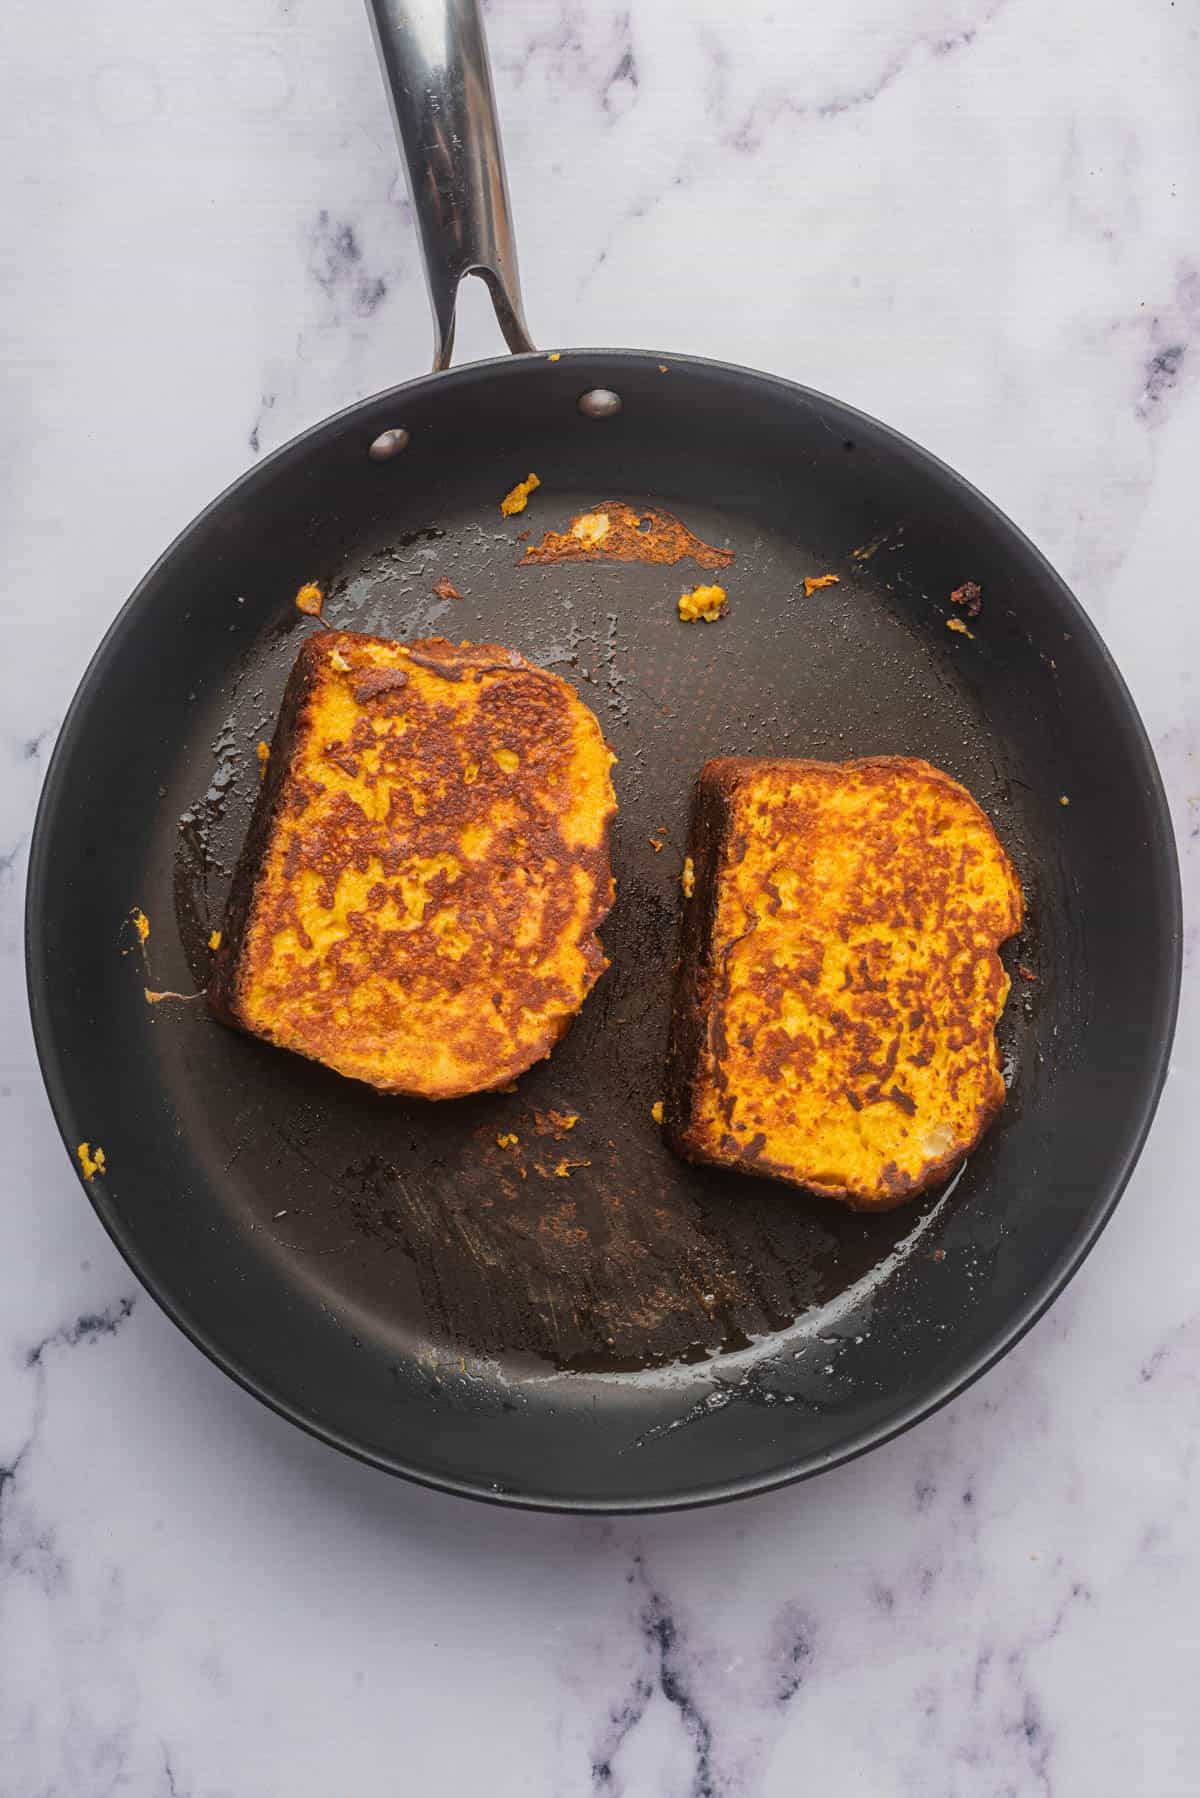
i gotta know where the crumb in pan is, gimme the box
[501,473,541,516]
[77,1142,106,1181]
[678,584,727,623]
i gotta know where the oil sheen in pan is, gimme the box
[166,491,1040,1375]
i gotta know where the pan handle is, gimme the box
[364,0,536,370]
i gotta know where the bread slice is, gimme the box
[663,757,1023,1208]
[209,633,616,1098]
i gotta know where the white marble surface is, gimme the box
[2,0,1198,1790]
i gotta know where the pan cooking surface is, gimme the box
[167,491,1034,1372]
[27,355,1179,1507]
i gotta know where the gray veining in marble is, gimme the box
[2,0,1197,1791]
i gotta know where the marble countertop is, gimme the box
[3,0,1197,1791]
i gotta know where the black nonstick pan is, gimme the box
[26,0,1181,1511]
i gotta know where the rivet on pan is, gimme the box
[368,427,410,461]
[577,388,622,420]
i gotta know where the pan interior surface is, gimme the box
[27,354,1180,1509]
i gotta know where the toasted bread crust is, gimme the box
[663,756,1023,1209]
[210,633,616,1098]
[208,638,325,1034]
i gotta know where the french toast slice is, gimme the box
[663,757,1023,1208]
[209,633,616,1098]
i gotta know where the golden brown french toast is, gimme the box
[209,633,616,1098]
[663,756,1023,1208]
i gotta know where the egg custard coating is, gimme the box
[210,633,616,1098]
[663,756,1022,1208]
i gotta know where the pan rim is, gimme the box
[25,347,1184,1513]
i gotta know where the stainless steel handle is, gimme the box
[364,0,536,369]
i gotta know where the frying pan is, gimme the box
[26,0,1181,1511]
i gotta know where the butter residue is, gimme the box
[572,512,611,549]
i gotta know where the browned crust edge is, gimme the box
[661,755,1023,1211]
[206,635,328,1029]
[208,633,618,1098]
